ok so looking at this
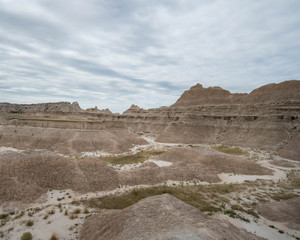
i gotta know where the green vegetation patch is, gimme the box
[99,150,165,165]
[83,184,243,213]
[224,210,250,222]
[213,145,246,155]
[21,232,32,240]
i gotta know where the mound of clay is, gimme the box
[0,125,147,154]
[0,151,119,204]
[118,147,272,186]
[257,197,300,230]
[80,194,264,240]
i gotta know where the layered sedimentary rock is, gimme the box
[0,80,299,159]
[120,80,300,160]
[0,101,82,113]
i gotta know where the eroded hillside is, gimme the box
[0,80,299,240]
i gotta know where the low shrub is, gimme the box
[21,232,32,240]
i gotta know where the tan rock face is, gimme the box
[0,80,299,160]
[0,101,82,113]
[119,80,300,160]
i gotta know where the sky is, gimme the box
[0,0,300,113]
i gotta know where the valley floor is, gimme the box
[0,135,300,240]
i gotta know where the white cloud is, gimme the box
[0,0,299,112]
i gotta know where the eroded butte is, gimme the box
[0,80,299,240]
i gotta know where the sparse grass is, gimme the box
[83,207,89,214]
[21,232,32,240]
[50,232,58,240]
[72,208,81,214]
[231,204,245,212]
[82,184,243,213]
[14,211,24,220]
[48,209,55,215]
[270,193,298,201]
[213,145,246,155]
[69,214,77,219]
[99,150,165,165]
[224,210,250,222]
[26,220,34,227]
[287,171,300,188]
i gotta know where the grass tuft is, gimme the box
[213,145,246,155]
[50,232,58,240]
[21,232,32,240]
[99,150,165,165]
[26,220,34,227]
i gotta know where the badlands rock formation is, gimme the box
[80,194,264,240]
[0,101,82,113]
[121,80,300,160]
[0,80,299,240]
[0,80,299,159]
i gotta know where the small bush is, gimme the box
[72,208,81,214]
[224,210,250,222]
[0,213,9,219]
[26,220,34,227]
[69,214,77,219]
[48,209,55,215]
[50,232,58,240]
[83,207,89,214]
[64,209,68,216]
[21,232,32,240]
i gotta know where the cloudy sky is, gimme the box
[0,0,299,112]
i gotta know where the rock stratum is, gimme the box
[0,80,299,160]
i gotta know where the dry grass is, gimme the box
[213,145,246,155]
[69,214,77,219]
[83,184,243,213]
[288,171,300,188]
[72,208,81,214]
[99,150,165,165]
[50,232,58,240]
[25,220,34,227]
[270,193,298,201]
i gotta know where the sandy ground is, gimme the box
[0,147,24,153]
[1,135,300,240]
[215,213,299,240]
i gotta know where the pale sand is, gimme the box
[215,213,300,240]
[0,146,24,153]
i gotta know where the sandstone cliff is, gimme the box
[120,80,300,160]
[0,80,299,160]
[0,101,82,113]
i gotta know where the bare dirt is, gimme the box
[257,197,300,230]
[0,80,299,240]
[80,194,265,240]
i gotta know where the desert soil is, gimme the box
[0,135,299,240]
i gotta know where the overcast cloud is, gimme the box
[0,0,300,112]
